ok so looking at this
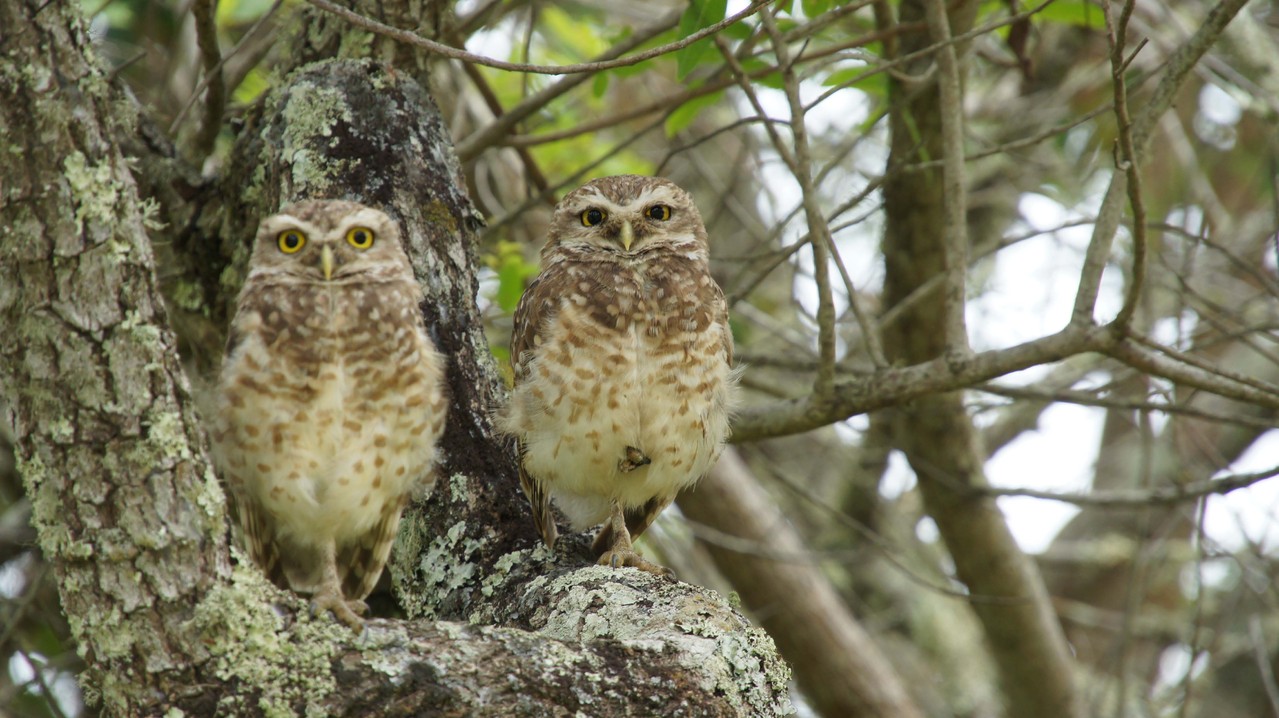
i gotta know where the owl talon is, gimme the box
[618,446,651,473]
[310,592,366,633]
[597,547,677,581]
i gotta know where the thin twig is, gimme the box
[455,11,681,161]
[758,9,840,393]
[1249,615,1279,716]
[190,0,227,158]
[1104,0,1149,331]
[169,0,283,135]
[306,0,768,76]
[972,464,1279,508]
[977,383,1279,430]
[923,0,971,354]
[1073,0,1250,327]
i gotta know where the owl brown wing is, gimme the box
[510,265,560,380]
[338,494,409,601]
[708,278,734,368]
[519,461,559,549]
[233,493,287,589]
[510,262,579,548]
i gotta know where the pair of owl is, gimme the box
[212,175,736,631]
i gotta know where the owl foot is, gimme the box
[310,590,368,633]
[597,500,676,580]
[598,546,676,580]
[618,446,651,473]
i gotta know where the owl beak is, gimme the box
[620,220,635,251]
[321,245,335,281]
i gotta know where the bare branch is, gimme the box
[1104,1,1150,330]
[306,0,768,76]
[453,16,680,162]
[972,464,1279,507]
[759,8,839,394]
[923,0,971,353]
[190,0,227,158]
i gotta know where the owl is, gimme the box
[211,200,447,631]
[500,175,737,578]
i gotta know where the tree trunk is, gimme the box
[879,2,1085,716]
[0,3,792,715]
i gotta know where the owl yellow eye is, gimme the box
[277,230,306,254]
[647,205,672,221]
[581,208,606,227]
[346,226,375,249]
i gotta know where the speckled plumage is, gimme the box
[500,175,736,577]
[212,200,447,630]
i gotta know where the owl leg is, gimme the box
[309,539,368,633]
[596,500,675,580]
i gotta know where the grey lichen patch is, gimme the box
[448,472,468,503]
[532,567,794,716]
[17,451,90,560]
[192,559,347,718]
[483,549,529,597]
[404,520,485,619]
[62,151,121,247]
[356,621,421,687]
[169,279,208,314]
[278,81,359,195]
[193,462,228,521]
[141,406,194,462]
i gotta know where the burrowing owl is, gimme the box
[500,175,737,578]
[212,199,447,630]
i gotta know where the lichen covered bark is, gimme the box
[0,1,230,712]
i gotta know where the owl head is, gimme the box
[547,175,709,259]
[247,200,411,285]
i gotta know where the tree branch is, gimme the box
[306,0,768,76]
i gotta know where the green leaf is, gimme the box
[676,0,728,80]
[592,71,610,98]
[1035,0,1102,28]
[801,0,834,18]
[821,65,887,99]
[232,67,270,105]
[488,241,540,314]
[665,90,726,136]
[496,263,526,313]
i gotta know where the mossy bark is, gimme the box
[0,1,231,713]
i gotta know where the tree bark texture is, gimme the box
[880,2,1085,717]
[0,4,792,715]
[0,1,232,711]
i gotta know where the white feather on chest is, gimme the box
[511,296,733,530]
[217,284,441,548]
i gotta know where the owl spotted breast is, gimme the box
[500,175,737,578]
[212,200,447,631]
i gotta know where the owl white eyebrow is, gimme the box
[633,186,678,206]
